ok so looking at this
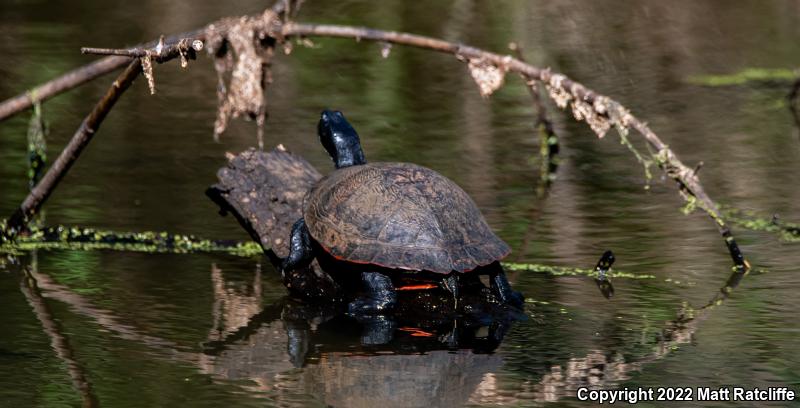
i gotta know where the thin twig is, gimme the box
[3,60,142,239]
[83,38,203,94]
[507,44,559,262]
[281,22,748,269]
[81,48,155,57]
[0,57,132,122]
[508,42,559,195]
[81,38,203,59]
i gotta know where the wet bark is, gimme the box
[206,147,342,300]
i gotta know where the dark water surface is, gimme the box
[2,0,800,406]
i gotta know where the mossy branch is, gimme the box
[2,224,263,257]
[719,205,800,242]
[0,222,667,282]
[508,43,560,194]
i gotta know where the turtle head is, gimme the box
[318,110,366,169]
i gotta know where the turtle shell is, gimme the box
[304,162,510,274]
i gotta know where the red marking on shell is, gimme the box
[395,284,438,291]
[319,240,429,271]
[397,327,435,337]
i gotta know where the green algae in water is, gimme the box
[0,221,681,284]
[503,262,655,280]
[0,221,723,285]
[687,68,797,87]
[0,223,264,257]
[718,205,800,242]
[0,222,667,282]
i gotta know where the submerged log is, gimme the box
[206,146,342,301]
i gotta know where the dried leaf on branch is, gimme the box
[467,58,507,97]
[206,10,283,148]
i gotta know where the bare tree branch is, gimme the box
[0,2,289,122]
[81,38,203,60]
[3,60,142,239]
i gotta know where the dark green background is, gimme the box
[1,0,799,406]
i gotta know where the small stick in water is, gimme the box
[594,250,616,299]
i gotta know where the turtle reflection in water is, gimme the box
[280,110,524,314]
[202,297,510,408]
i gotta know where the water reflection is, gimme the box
[14,254,755,406]
[21,257,518,405]
[201,296,511,407]
[207,263,262,342]
[479,267,751,405]
[198,264,520,408]
[19,253,98,408]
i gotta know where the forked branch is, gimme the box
[3,60,142,240]
[0,2,289,121]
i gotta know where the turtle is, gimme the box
[280,110,524,313]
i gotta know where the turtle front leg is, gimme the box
[281,219,314,273]
[489,266,525,308]
[348,272,397,314]
[280,219,343,301]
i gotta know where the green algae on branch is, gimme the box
[718,205,800,242]
[0,223,264,257]
[1,222,662,281]
[615,123,654,189]
[687,68,797,87]
[503,262,655,280]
